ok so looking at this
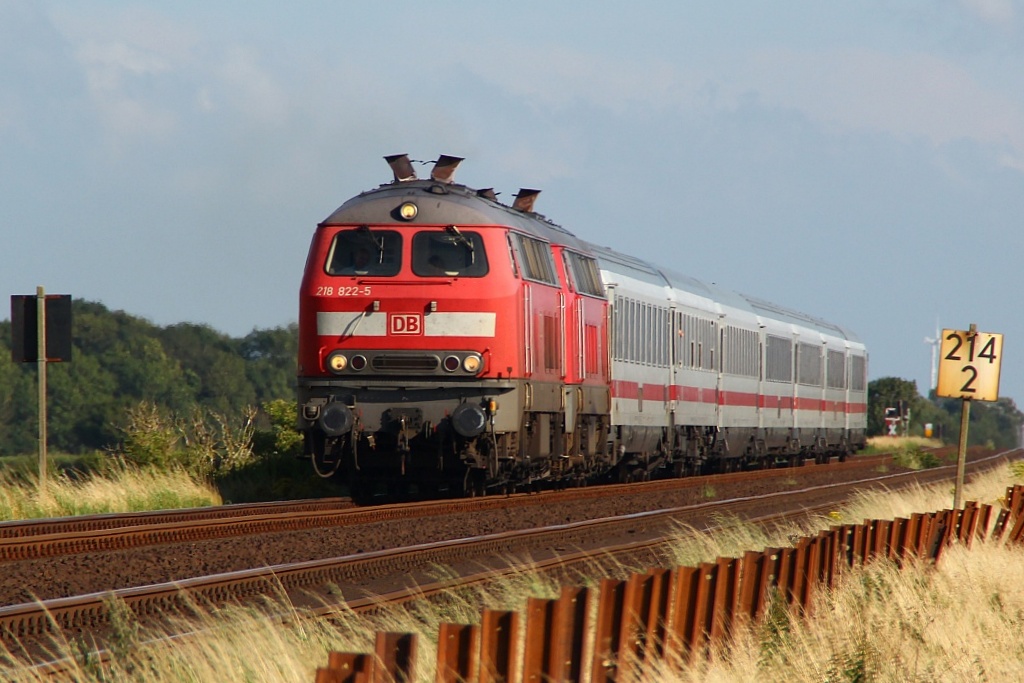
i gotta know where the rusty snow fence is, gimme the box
[314,484,1024,683]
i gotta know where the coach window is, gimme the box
[325,228,402,276]
[412,229,489,277]
[826,349,847,389]
[797,342,823,386]
[766,335,793,382]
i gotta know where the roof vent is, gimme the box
[385,154,417,182]
[430,155,464,184]
[512,188,541,213]
[476,188,497,201]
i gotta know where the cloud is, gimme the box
[959,0,1016,24]
[48,6,203,144]
[212,46,290,127]
[74,40,180,140]
[452,41,1024,175]
[741,48,1024,160]
[77,40,173,90]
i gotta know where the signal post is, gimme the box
[935,324,1003,509]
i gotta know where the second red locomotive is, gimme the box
[297,155,867,498]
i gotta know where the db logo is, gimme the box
[389,313,423,335]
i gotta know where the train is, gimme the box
[296,154,867,498]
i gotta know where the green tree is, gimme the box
[868,376,1023,448]
[932,394,1023,450]
[158,323,256,415]
[0,321,38,454]
[0,301,298,456]
[240,324,297,403]
[867,377,920,436]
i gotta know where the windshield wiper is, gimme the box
[445,225,475,264]
[357,225,385,264]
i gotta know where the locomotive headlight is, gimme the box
[398,201,418,221]
[462,354,482,373]
[326,351,348,373]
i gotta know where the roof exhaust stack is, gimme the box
[476,188,497,201]
[430,155,464,184]
[512,188,540,213]
[385,154,417,182]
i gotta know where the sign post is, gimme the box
[37,286,47,493]
[935,324,1003,509]
[10,289,72,496]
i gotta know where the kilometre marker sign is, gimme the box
[936,328,1003,402]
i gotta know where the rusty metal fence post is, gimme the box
[588,578,625,682]
[436,622,479,683]
[478,609,519,683]
[315,485,1024,683]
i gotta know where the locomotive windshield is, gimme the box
[412,229,488,277]
[325,228,401,276]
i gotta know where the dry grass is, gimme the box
[0,464,221,521]
[1,466,1022,681]
[867,435,944,451]
[632,537,1024,682]
[636,465,1024,681]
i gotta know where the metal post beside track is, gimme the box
[36,286,48,496]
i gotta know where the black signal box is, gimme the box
[10,295,73,363]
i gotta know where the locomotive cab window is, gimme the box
[509,233,559,286]
[325,228,402,276]
[563,251,605,298]
[412,228,489,277]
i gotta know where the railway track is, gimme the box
[0,446,1014,671]
[0,452,908,564]
[0,497,355,540]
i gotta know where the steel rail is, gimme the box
[0,452,908,564]
[0,448,1014,659]
[0,497,353,539]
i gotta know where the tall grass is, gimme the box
[1,467,1021,681]
[632,537,1024,682]
[0,464,220,521]
[865,435,944,452]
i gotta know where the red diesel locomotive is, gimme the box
[297,155,867,497]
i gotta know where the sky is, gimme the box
[2,1,1024,404]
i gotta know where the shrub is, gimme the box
[113,402,257,478]
[114,402,180,469]
[251,399,303,460]
[891,442,940,470]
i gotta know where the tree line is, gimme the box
[868,376,1023,449]
[0,300,297,456]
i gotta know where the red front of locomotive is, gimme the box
[297,180,528,494]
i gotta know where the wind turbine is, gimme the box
[924,320,940,392]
